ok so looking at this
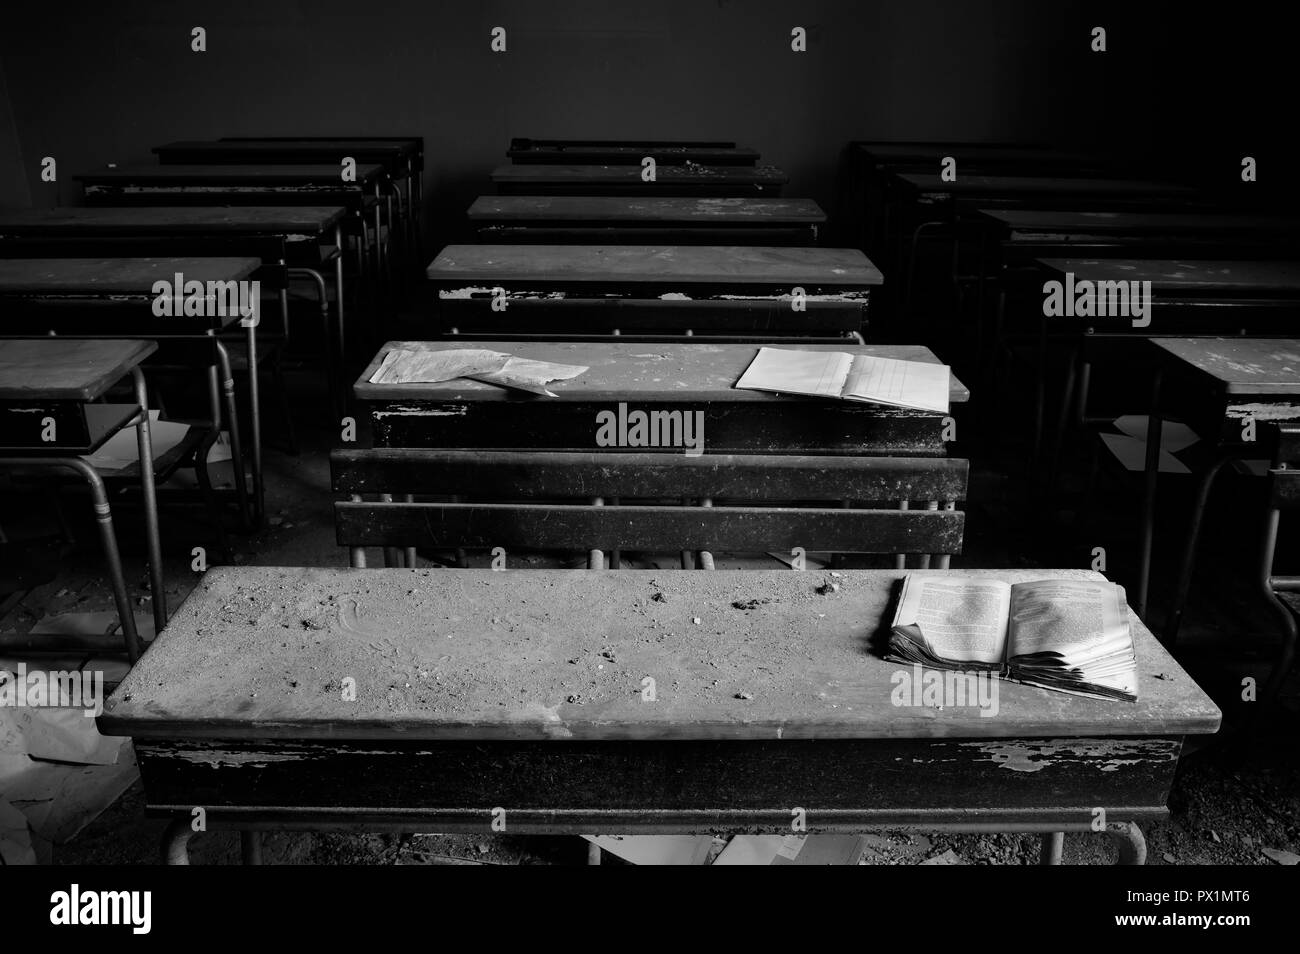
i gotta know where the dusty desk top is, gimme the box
[0,257,262,294]
[984,209,1300,236]
[0,338,157,401]
[355,340,968,404]
[468,196,826,224]
[77,163,384,185]
[1037,258,1300,293]
[100,567,1221,742]
[0,206,346,236]
[490,163,788,184]
[896,172,1195,199]
[427,245,881,287]
[1154,338,1300,395]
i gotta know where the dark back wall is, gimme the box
[2,1,1294,243]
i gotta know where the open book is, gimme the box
[734,347,950,413]
[887,575,1138,701]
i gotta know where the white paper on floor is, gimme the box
[1099,433,1191,474]
[1112,415,1200,454]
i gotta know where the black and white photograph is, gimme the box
[0,0,1294,925]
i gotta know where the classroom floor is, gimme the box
[3,364,1296,865]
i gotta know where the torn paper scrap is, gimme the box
[470,356,589,397]
[369,348,510,384]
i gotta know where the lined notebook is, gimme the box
[734,347,950,413]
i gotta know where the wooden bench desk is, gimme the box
[877,173,1202,323]
[0,257,263,527]
[490,163,789,197]
[467,196,826,246]
[77,162,388,277]
[894,172,1198,210]
[215,136,425,258]
[0,338,163,659]
[355,340,965,455]
[428,244,879,341]
[77,162,385,202]
[99,567,1220,864]
[982,208,1300,244]
[974,211,1300,343]
[507,138,759,165]
[1007,258,1300,474]
[0,206,352,431]
[154,138,415,181]
[1137,338,1300,631]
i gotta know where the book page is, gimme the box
[1006,579,1130,660]
[890,575,1011,664]
[733,347,852,400]
[843,355,950,413]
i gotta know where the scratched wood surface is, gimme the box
[1037,259,1300,293]
[468,196,826,223]
[986,209,1300,236]
[897,173,1194,199]
[0,257,262,294]
[354,340,967,403]
[491,163,787,184]
[78,163,384,185]
[1154,338,1300,395]
[100,568,1221,742]
[427,245,881,286]
[0,338,156,400]
[0,206,345,236]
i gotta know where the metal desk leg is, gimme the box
[3,458,143,662]
[241,830,263,865]
[211,343,252,530]
[162,817,193,865]
[1163,454,1232,646]
[131,368,166,632]
[243,307,262,522]
[289,267,334,416]
[1039,832,1064,865]
[1135,370,1164,620]
[414,166,425,265]
[335,223,347,370]
[1109,822,1146,865]
[373,197,386,299]
[1260,510,1299,703]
